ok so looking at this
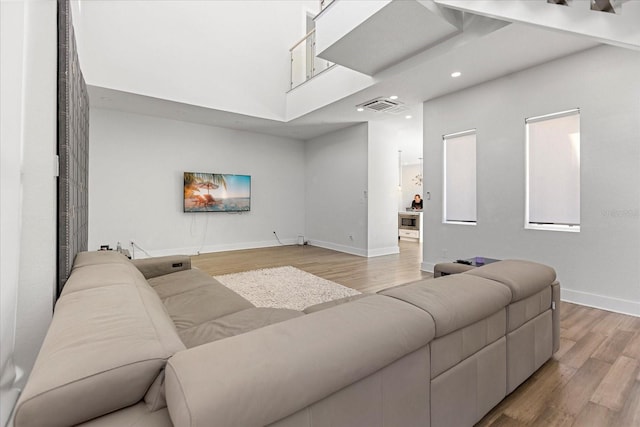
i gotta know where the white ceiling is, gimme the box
[316,0,462,75]
[90,1,601,157]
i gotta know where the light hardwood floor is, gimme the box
[192,242,640,426]
[192,239,432,293]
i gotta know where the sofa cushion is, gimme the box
[178,307,304,348]
[148,267,219,299]
[303,294,370,314]
[380,274,512,338]
[155,269,254,330]
[433,262,475,277]
[133,255,192,279]
[72,250,131,269]
[465,259,556,302]
[164,295,435,427]
[14,282,185,427]
[75,402,173,427]
[60,262,149,297]
[430,309,506,378]
[507,286,552,332]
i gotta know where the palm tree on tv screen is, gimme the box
[184,172,228,199]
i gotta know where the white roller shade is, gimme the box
[527,110,580,226]
[444,131,476,223]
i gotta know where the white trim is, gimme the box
[421,263,639,317]
[127,239,397,260]
[442,138,447,223]
[443,128,476,139]
[562,288,640,317]
[526,108,580,124]
[421,261,436,273]
[443,220,477,226]
[367,245,400,257]
[130,239,298,259]
[307,239,368,257]
[308,241,399,257]
[525,223,580,233]
[525,122,531,229]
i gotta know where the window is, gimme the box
[443,130,476,224]
[526,109,580,232]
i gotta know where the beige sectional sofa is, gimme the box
[13,251,560,427]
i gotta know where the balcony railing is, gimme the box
[289,28,334,90]
[320,0,335,10]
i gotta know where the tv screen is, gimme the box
[184,172,251,212]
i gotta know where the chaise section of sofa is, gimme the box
[144,263,304,348]
[164,295,436,427]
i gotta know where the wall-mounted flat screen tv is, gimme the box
[184,172,251,212]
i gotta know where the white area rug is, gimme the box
[214,266,361,311]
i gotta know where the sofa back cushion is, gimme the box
[14,253,185,427]
[71,249,131,269]
[380,274,512,338]
[465,259,556,302]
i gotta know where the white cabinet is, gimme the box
[398,212,422,242]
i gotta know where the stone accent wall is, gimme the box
[57,0,89,295]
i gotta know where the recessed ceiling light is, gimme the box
[389,95,399,100]
[451,71,462,78]
[405,115,412,119]
[356,107,364,112]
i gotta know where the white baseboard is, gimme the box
[422,262,639,317]
[308,240,399,258]
[561,288,640,317]
[130,239,298,259]
[131,239,399,260]
[308,240,368,257]
[367,245,400,257]
[422,261,435,273]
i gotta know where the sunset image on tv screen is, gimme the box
[184,172,251,212]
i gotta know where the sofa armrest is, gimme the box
[164,295,435,427]
[132,255,191,279]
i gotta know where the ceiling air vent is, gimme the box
[358,97,408,114]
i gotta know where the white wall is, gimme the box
[1,2,25,423]
[89,108,306,256]
[305,124,369,255]
[368,121,401,256]
[422,46,640,316]
[285,65,374,120]
[315,0,390,58]
[14,0,58,391]
[1,1,57,424]
[304,121,402,257]
[72,0,320,121]
[401,163,424,211]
